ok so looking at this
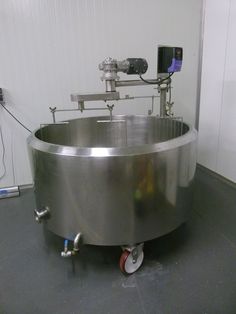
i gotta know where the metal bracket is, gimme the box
[70,91,120,103]
[49,107,57,123]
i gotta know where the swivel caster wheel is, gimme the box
[119,244,144,274]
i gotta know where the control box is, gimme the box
[158,46,183,73]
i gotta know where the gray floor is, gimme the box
[1,166,236,314]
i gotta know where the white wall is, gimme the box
[198,0,236,182]
[0,0,203,187]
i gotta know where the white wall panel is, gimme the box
[198,0,231,171]
[217,0,236,181]
[0,0,202,187]
[198,0,236,182]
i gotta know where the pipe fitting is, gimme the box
[34,206,50,223]
[61,233,82,258]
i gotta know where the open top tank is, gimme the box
[28,48,197,274]
[28,115,197,247]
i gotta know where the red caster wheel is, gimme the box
[119,248,144,274]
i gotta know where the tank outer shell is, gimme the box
[28,115,197,246]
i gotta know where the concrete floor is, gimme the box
[0,166,236,314]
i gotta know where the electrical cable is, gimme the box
[11,132,16,185]
[0,125,6,180]
[139,72,174,85]
[0,103,32,133]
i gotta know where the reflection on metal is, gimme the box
[34,206,50,223]
[0,186,20,199]
[70,91,120,103]
[28,115,197,246]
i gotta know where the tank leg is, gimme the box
[119,243,144,274]
[61,233,82,258]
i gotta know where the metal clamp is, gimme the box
[34,206,50,223]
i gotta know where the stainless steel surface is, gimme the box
[159,85,168,117]
[0,186,20,199]
[70,91,120,102]
[61,251,73,258]
[69,53,171,121]
[105,80,116,92]
[34,206,50,223]
[99,57,146,80]
[28,115,197,246]
[61,233,81,257]
[49,107,57,123]
[61,240,74,258]
[116,79,157,87]
[73,232,82,252]
[116,77,171,88]
[49,107,111,123]
[106,104,114,121]
[50,95,158,123]
[99,57,125,82]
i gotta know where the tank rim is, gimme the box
[27,115,198,157]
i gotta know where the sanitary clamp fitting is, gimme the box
[34,206,50,223]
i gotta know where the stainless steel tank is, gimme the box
[28,115,197,247]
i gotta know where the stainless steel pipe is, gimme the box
[28,115,197,246]
[0,186,20,199]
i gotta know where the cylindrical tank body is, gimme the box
[27,115,197,246]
